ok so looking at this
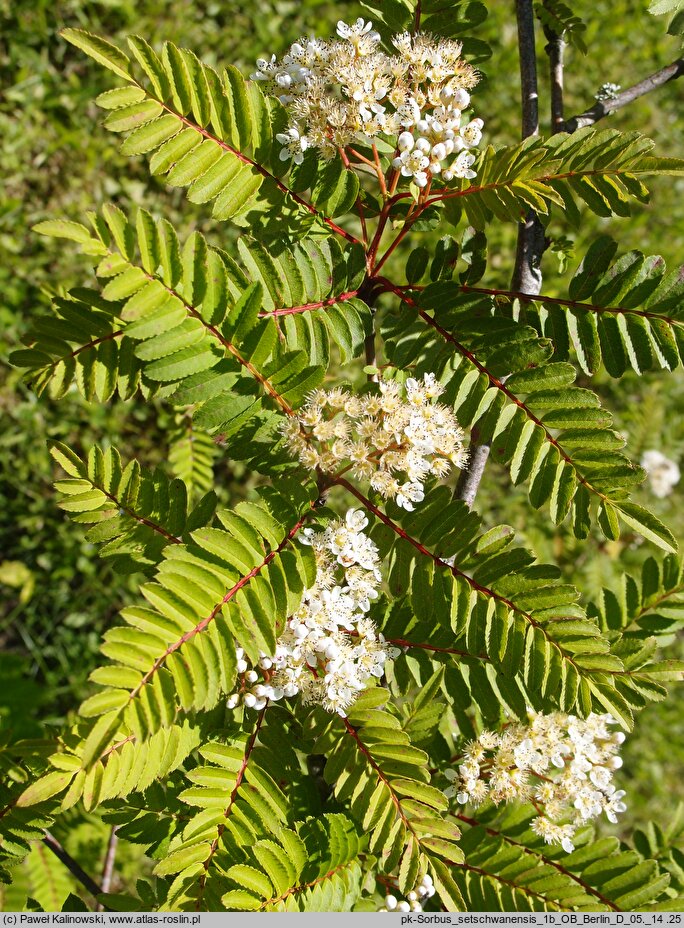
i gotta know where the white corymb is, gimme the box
[281,373,468,512]
[252,20,483,185]
[641,449,681,498]
[442,711,628,853]
[377,874,435,912]
[227,510,399,717]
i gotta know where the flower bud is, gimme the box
[397,131,414,151]
[453,88,471,108]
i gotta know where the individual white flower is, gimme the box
[451,87,471,108]
[443,150,477,181]
[397,98,423,128]
[346,509,369,532]
[604,790,627,824]
[561,835,575,854]
[336,17,379,42]
[393,148,430,179]
[396,481,425,511]
[275,126,309,163]
[641,449,681,498]
[460,117,484,147]
[431,141,447,161]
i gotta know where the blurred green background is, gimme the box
[1,0,683,907]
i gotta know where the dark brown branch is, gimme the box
[43,831,104,902]
[516,0,540,139]
[458,0,543,506]
[455,433,492,508]
[511,212,546,294]
[458,282,684,327]
[512,0,544,295]
[564,58,684,133]
[97,826,119,910]
[543,25,566,132]
[386,636,490,662]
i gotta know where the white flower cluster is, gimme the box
[281,375,467,512]
[378,874,435,912]
[595,82,621,102]
[252,19,483,185]
[444,712,627,854]
[227,510,398,717]
[641,449,681,499]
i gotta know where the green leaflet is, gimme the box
[453,806,676,912]
[61,29,132,81]
[63,31,364,235]
[22,209,370,430]
[590,552,684,642]
[383,280,678,550]
[613,501,678,555]
[522,237,684,376]
[13,481,317,780]
[158,712,363,912]
[310,692,463,908]
[446,128,684,229]
[376,486,675,722]
[48,440,217,572]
